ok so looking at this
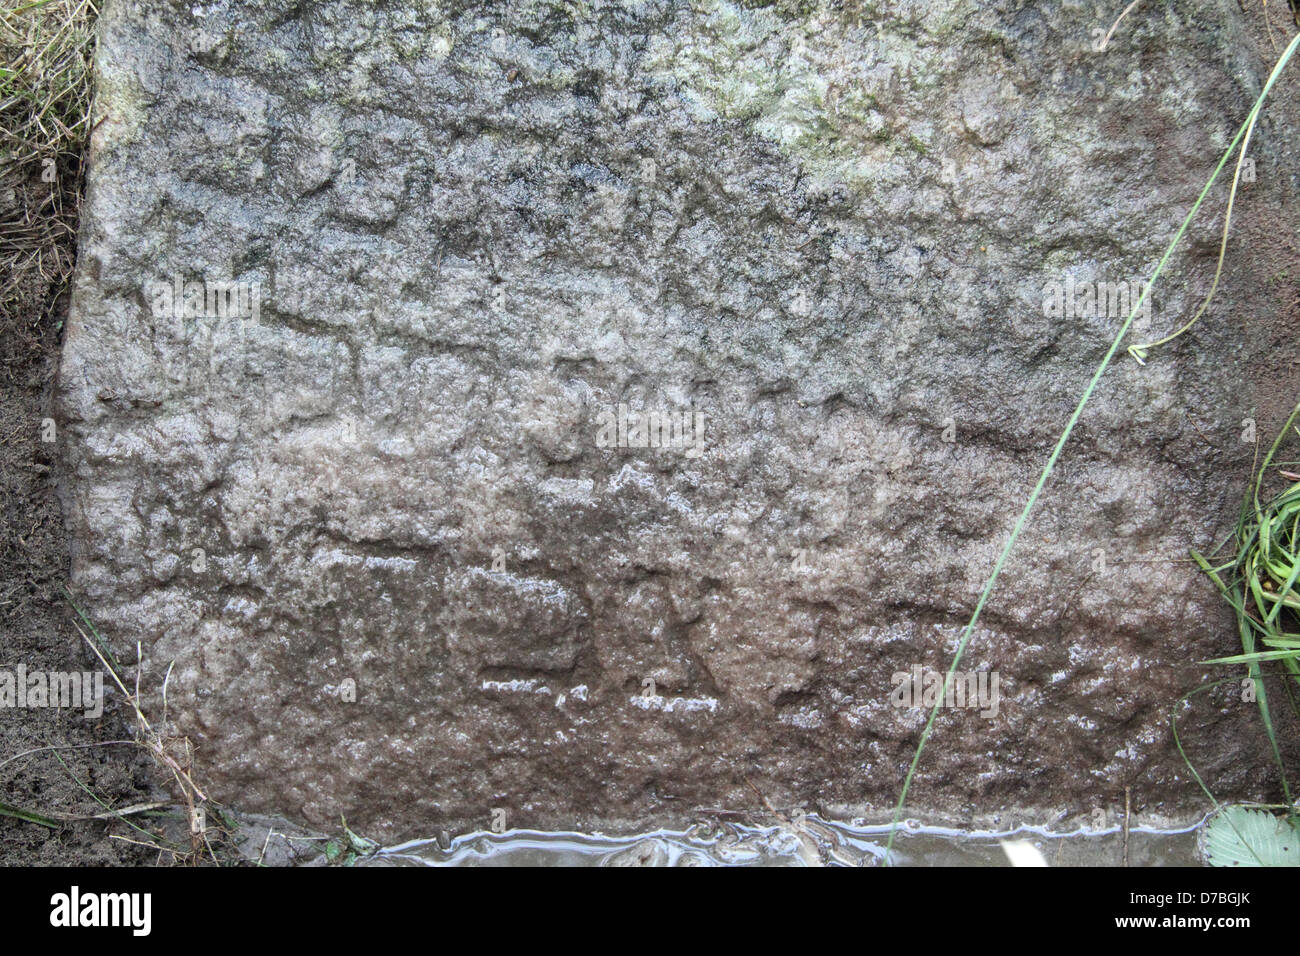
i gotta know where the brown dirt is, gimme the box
[0,157,158,865]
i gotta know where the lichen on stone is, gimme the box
[644,0,967,189]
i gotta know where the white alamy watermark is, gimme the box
[0,665,103,718]
[890,665,1000,719]
[50,887,151,936]
[595,403,705,459]
[1041,277,1151,321]
[148,275,261,329]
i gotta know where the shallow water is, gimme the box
[369,816,1207,867]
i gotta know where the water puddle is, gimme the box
[367,815,1207,867]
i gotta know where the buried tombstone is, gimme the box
[59,0,1300,838]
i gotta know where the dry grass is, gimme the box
[0,588,240,865]
[1,0,98,335]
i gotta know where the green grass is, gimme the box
[1191,405,1300,814]
[0,799,60,828]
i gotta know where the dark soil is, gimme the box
[0,161,158,865]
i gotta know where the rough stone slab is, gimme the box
[60,0,1300,838]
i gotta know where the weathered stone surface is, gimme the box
[60,0,1300,838]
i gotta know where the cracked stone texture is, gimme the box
[60,0,1300,839]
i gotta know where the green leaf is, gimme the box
[1202,807,1300,867]
[340,814,377,854]
[0,800,60,828]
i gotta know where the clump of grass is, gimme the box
[1193,403,1300,811]
[1169,408,1300,865]
[1,0,99,332]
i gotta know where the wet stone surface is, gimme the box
[60,0,1300,838]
